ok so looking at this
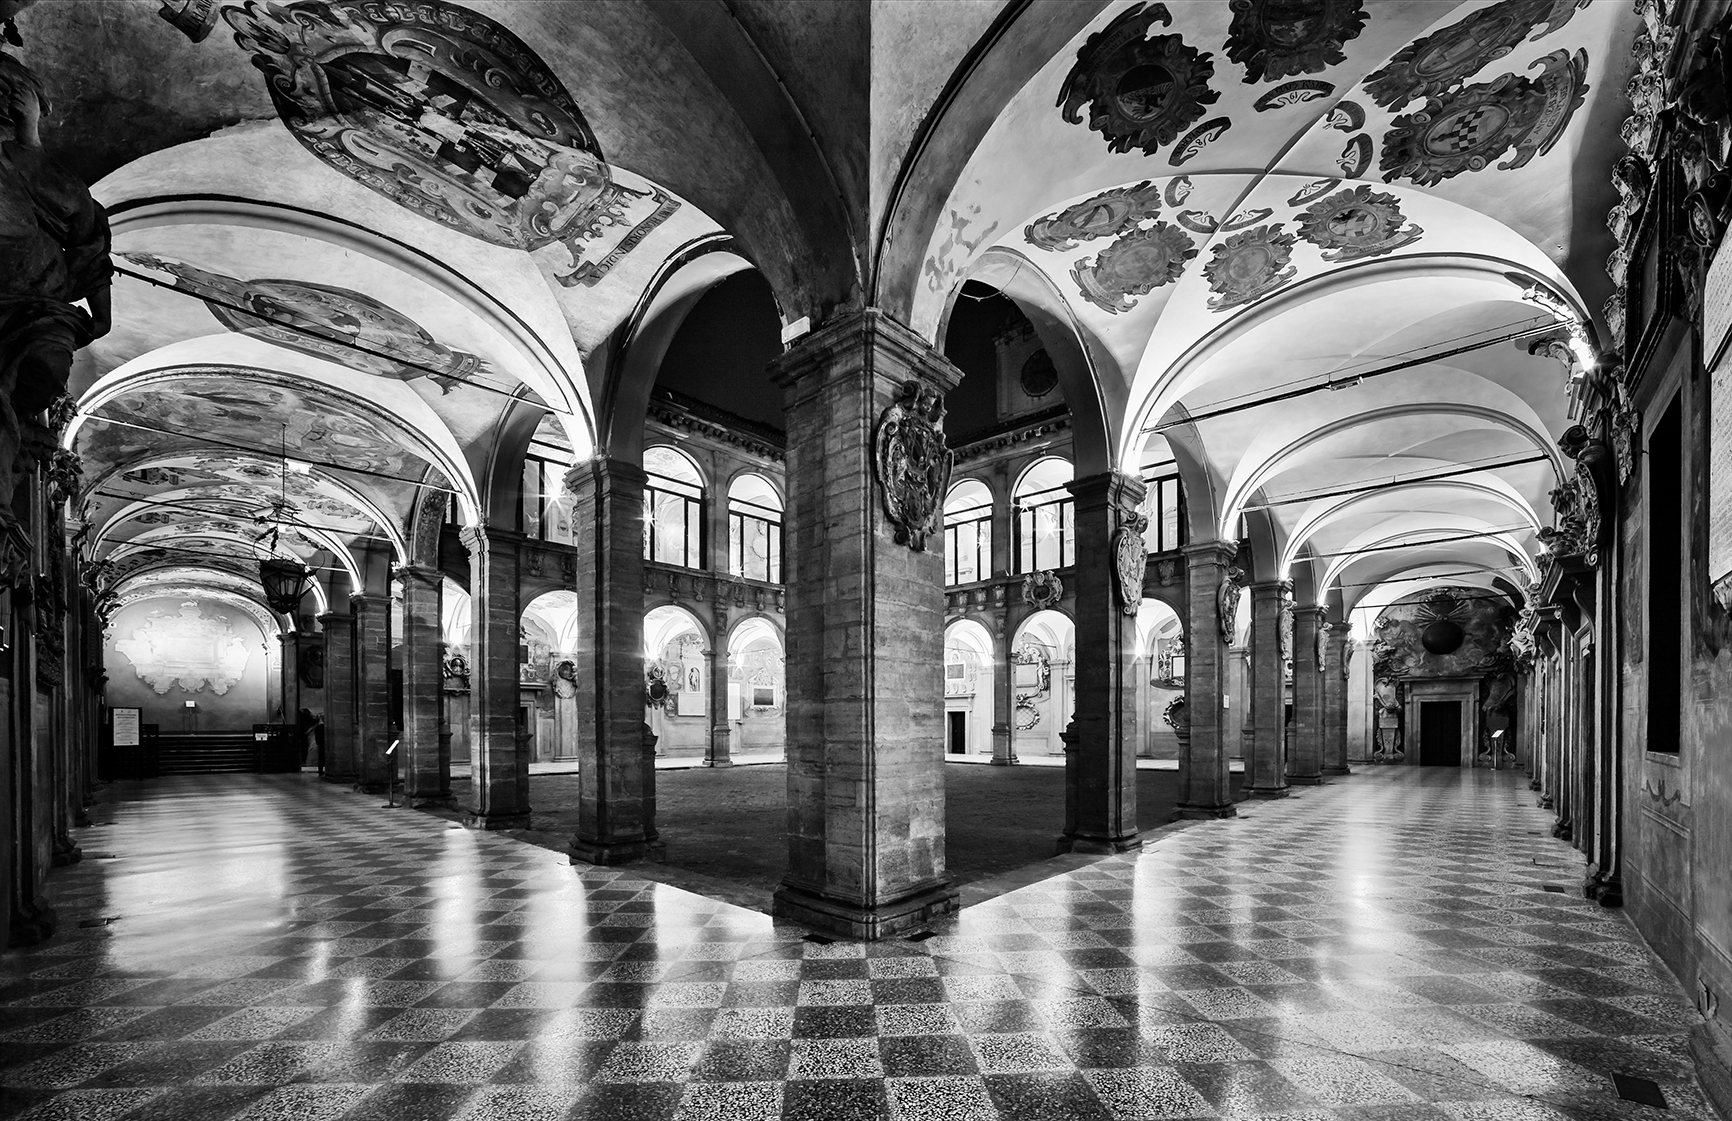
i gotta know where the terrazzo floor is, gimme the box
[0,767,1714,1120]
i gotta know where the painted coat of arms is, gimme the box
[1364,0,1592,111]
[1295,185,1424,262]
[222,0,677,287]
[1025,181,1164,252]
[874,380,952,551]
[1058,2,1220,156]
[1204,223,1298,311]
[1071,222,1198,314]
[1379,49,1589,187]
[1224,0,1368,84]
[1114,510,1150,614]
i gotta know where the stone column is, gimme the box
[318,607,356,784]
[461,527,529,829]
[1287,605,1326,785]
[1059,471,1145,853]
[707,636,733,767]
[1244,580,1290,798]
[278,632,301,730]
[1321,622,1351,775]
[768,310,960,940]
[400,565,448,805]
[1175,542,1238,818]
[352,593,391,794]
[566,461,658,862]
[991,621,1015,765]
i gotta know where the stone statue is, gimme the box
[0,50,111,553]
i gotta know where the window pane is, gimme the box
[521,457,542,538]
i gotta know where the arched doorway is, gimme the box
[521,591,581,762]
[442,576,473,767]
[644,604,709,759]
[1136,598,1184,761]
[726,616,786,760]
[1010,609,1074,758]
[943,619,995,756]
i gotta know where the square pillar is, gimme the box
[400,565,449,805]
[460,527,529,829]
[708,638,734,767]
[1322,622,1351,775]
[352,593,391,794]
[1175,543,1238,818]
[1287,605,1326,785]
[317,608,356,784]
[1245,579,1290,798]
[566,461,659,862]
[1058,471,1145,854]
[768,310,959,940]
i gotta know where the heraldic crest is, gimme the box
[874,380,952,552]
[1114,509,1150,614]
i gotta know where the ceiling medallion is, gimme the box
[1338,134,1373,177]
[1254,80,1336,112]
[222,0,677,288]
[1058,2,1221,156]
[1364,0,1591,111]
[1226,0,1368,84]
[120,253,480,392]
[1295,185,1424,262]
[873,380,952,552]
[1379,49,1589,188]
[1220,207,1274,232]
[1286,177,1341,206]
[1169,117,1233,166]
[1204,224,1299,312]
[1071,222,1199,314]
[1025,181,1164,252]
[1323,100,1365,132]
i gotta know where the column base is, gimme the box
[705,759,735,769]
[409,794,453,810]
[1243,785,1290,799]
[1056,832,1143,855]
[1551,820,1572,841]
[1538,794,1555,809]
[1173,802,1238,820]
[354,781,391,795]
[51,835,81,867]
[1529,778,1542,791]
[1322,765,1351,776]
[465,810,531,832]
[989,754,1018,766]
[1285,774,1324,786]
[570,837,666,866]
[321,773,356,786]
[7,902,57,947]
[772,879,958,942]
[1583,870,1624,907]
[1689,1023,1732,1121]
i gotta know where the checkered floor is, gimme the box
[0,768,1713,1120]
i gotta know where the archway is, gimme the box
[442,577,473,768]
[1136,599,1185,761]
[943,619,996,757]
[522,591,582,763]
[644,604,710,759]
[1011,609,1074,758]
[727,617,786,760]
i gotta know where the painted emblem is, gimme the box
[1364,0,1592,111]
[222,0,677,288]
[1169,117,1233,165]
[1217,565,1245,641]
[1058,2,1221,156]
[1165,176,1195,207]
[1379,49,1589,187]
[1221,207,1274,232]
[121,253,481,392]
[1022,570,1064,609]
[1025,180,1163,252]
[1338,134,1373,177]
[1177,210,1220,234]
[1226,0,1368,83]
[1114,510,1150,614]
[1204,224,1299,312]
[1071,222,1199,314]
[1254,80,1336,112]
[873,380,952,552]
[1295,185,1424,261]
[1323,100,1365,131]
[1286,177,1341,206]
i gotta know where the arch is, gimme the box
[522,590,582,653]
[1279,479,1545,577]
[442,577,472,649]
[727,472,783,511]
[644,444,707,491]
[1318,527,1539,596]
[644,603,710,656]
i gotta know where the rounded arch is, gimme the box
[727,472,783,510]
[727,614,785,657]
[1280,478,1544,577]
[442,577,472,649]
[522,590,582,653]
[644,444,708,492]
[644,603,710,656]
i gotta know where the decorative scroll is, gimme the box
[874,380,952,551]
[1022,570,1064,609]
[1162,694,1189,732]
[1114,511,1150,614]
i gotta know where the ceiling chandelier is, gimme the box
[255,426,311,616]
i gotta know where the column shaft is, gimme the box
[1287,605,1325,785]
[353,593,391,794]
[708,633,734,767]
[768,310,959,940]
[318,611,356,784]
[400,565,448,804]
[1322,623,1351,775]
[1245,580,1290,797]
[1176,543,1238,818]
[463,528,529,828]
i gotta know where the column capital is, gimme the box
[1066,469,1146,512]
[1181,540,1241,568]
[396,563,443,588]
[564,457,647,499]
[1293,603,1329,623]
[315,610,352,629]
[1248,578,1293,598]
[767,308,964,395]
[349,592,386,613]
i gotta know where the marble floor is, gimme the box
[0,768,1713,1121]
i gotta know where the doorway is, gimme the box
[948,711,967,755]
[1419,702,1460,766]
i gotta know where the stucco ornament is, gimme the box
[1217,565,1245,641]
[1071,222,1198,314]
[1113,510,1150,614]
[1162,694,1188,732]
[1204,223,1298,312]
[1022,570,1064,609]
[874,380,952,552]
[114,600,252,695]
[1296,185,1424,262]
[1379,49,1590,188]
[222,0,677,288]
[1058,2,1220,157]
[1225,0,1368,84]
[1611,401,1640,485]
[1363,0,1592,111]
[1279,599,1294,663]
[1025,181,1163,252]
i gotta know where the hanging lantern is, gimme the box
[259,557,311,615]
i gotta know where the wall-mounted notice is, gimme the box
[113,707,142,747]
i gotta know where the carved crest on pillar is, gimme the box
[1022,570,1063,609]
[873,379,952,551]
[1217,565,1244,641]
[1112,509,1149,614]
[1279,598,1294,664]
[1162,694,1188,732]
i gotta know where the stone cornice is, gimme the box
[951,407,1070,464]
[647,388,786,462]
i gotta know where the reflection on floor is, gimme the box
[0,769,1713,1120]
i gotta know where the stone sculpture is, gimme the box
[874,379,951,551]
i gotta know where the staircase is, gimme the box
[154,733,259,775]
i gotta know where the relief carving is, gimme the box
[873,379,952,551]
[1113,509,1149,614]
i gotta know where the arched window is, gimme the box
[1139,435,1186,554]
[727,474,783,583]
[1014,457,1074,572]
[519,416,575,543]
[644,446,704,569]
[943,479,993,586]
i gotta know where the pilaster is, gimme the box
[461,527,529,829]
[1287,605,1326,785]
[1245,579,1291,798]
[1321,622,1351,775]
[399,565,449,805]
[1175,542,1238,818]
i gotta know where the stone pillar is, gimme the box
[352,593,391,794]
[1175,542,1238,818]
[1287,605,1326,785]
[400,565,448,805]
[318,607,356,784]
[566,461,658,862]
[707,637,733,767]
[1244,580,1290,798]
[1059,471,1145,854]
[768,310,959,940]
[277,632,301,729]
[461,527,529,829]
[1321,622,1351,775]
